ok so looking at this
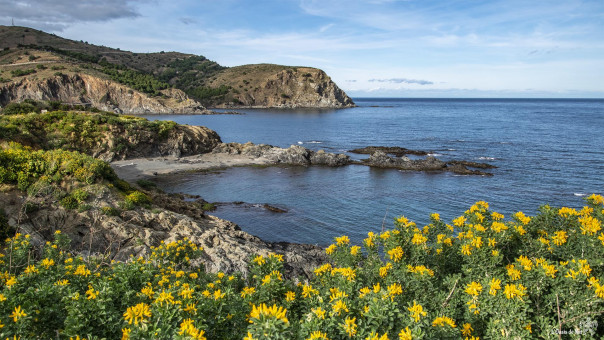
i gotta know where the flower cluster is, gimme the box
[0,196,602,339]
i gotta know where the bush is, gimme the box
[59,196,79,210]
[136,179,157,190]
[1,102,37,115]
[10,69,36,77]
[101,206,120,216]
[124,191,150,206]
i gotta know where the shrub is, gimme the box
[71,188,89,203]
[136,179,157,190]
[59,196,78,210]
[1,102,37,115]
[124,191,150,206]
[0,196,601,338]
[101,206,120,216]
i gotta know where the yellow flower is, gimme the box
[464,281,482,296]
[325,244,336,255]
[558,206,578,217]
[387,246,404,262]
[335,235,350,246]
[184,303,197,314]
[506,264,521,281]
[491,221,508,233]
[213,289,225,300]
[489,278,501,296]
[432,316,456,328]
[471,237,483,248]
[73,264,91,277]
[312,307,326,319]
[123,303,151,325]
[332,299,349,316]
[5,276,17,288]
[41,258,55,268]
[24,265,38,274]
[492,212,504,220]
[154,290,175,306]
[342,317,357,337]
[453,216,466,227]
[579,215,601,235]
[366,332,389,340]
[86,286,99,300]
[461,323,473,336]
[411,233,428,245]
[517,255,533,271]
[307,331,330,340]
[387,283,403,299]
[252,255,265,266]
[10,306,26,322]
[121,328,131,340]
[285,291,296,302]
[515,225,527,235]
[407,300,426,323]
[492,250,500,257]
[398,327,412,340]
[302,284,319,298]
[379,262,392,277]
[314,263,332,276]
[249,303,288,324]
[514,211,531,225]
[503,284,527,300]
[431,213,440,221]
[350,246,361,256]
[461,244,472,256]
[241,286,256,298]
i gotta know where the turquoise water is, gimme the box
[145,98,604,246]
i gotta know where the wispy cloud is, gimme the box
[0,0,142,31]
[369,78,434,85]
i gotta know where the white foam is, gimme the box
[427,153,442,157]
[574,193,587,197]
[297,141,303,145]
[479,157,496,160]
[307,141,322,144]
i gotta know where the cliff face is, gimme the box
[208,65,355,108]
[0,73,211,114]
[0,188,325,279]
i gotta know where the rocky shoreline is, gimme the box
[111,142,496,181]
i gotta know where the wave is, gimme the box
[478,157,496,160]
[297,141,323,145]
[574,193,587,197]
[427,153,442,157]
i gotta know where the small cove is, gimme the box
[146,98,604,246]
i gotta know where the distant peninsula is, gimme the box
[0,26,355,113]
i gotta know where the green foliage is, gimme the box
[125,191,151,207]
[102,67,169,96]
[0,109,179,155]
[59,196,79,210]
[1,102,38,115]
[10,69,36,77]
[136,179,157,190]
[0,209,14,242]
[0,142,116,193]
[186,85,230,101]
[0,198,602,339]
[101,206,120,216]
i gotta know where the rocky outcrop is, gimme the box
[1,188,325,279]
[350,146,428,157]
[212,142,350,166]
[96,124,222,162]
[0,73,212,114]
[357,150,495,176]
[210,65,355,109]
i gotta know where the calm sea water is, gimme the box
[144,98,604,246]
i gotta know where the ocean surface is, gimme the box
[144,98,604,246]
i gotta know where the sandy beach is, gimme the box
[111,153,273,182]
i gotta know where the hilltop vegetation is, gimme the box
[0,26,354,108]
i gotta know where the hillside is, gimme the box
[0,26,355,109]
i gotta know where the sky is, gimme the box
[2,0,604,98]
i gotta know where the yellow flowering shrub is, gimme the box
[0,196,602,338]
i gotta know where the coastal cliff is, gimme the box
[0,73,211,114]
[0,26,355,109]
[206,65,355,108]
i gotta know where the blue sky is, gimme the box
[3,0,604,98]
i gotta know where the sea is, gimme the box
[143,98,604,246]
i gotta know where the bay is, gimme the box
[145,98,604,246]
